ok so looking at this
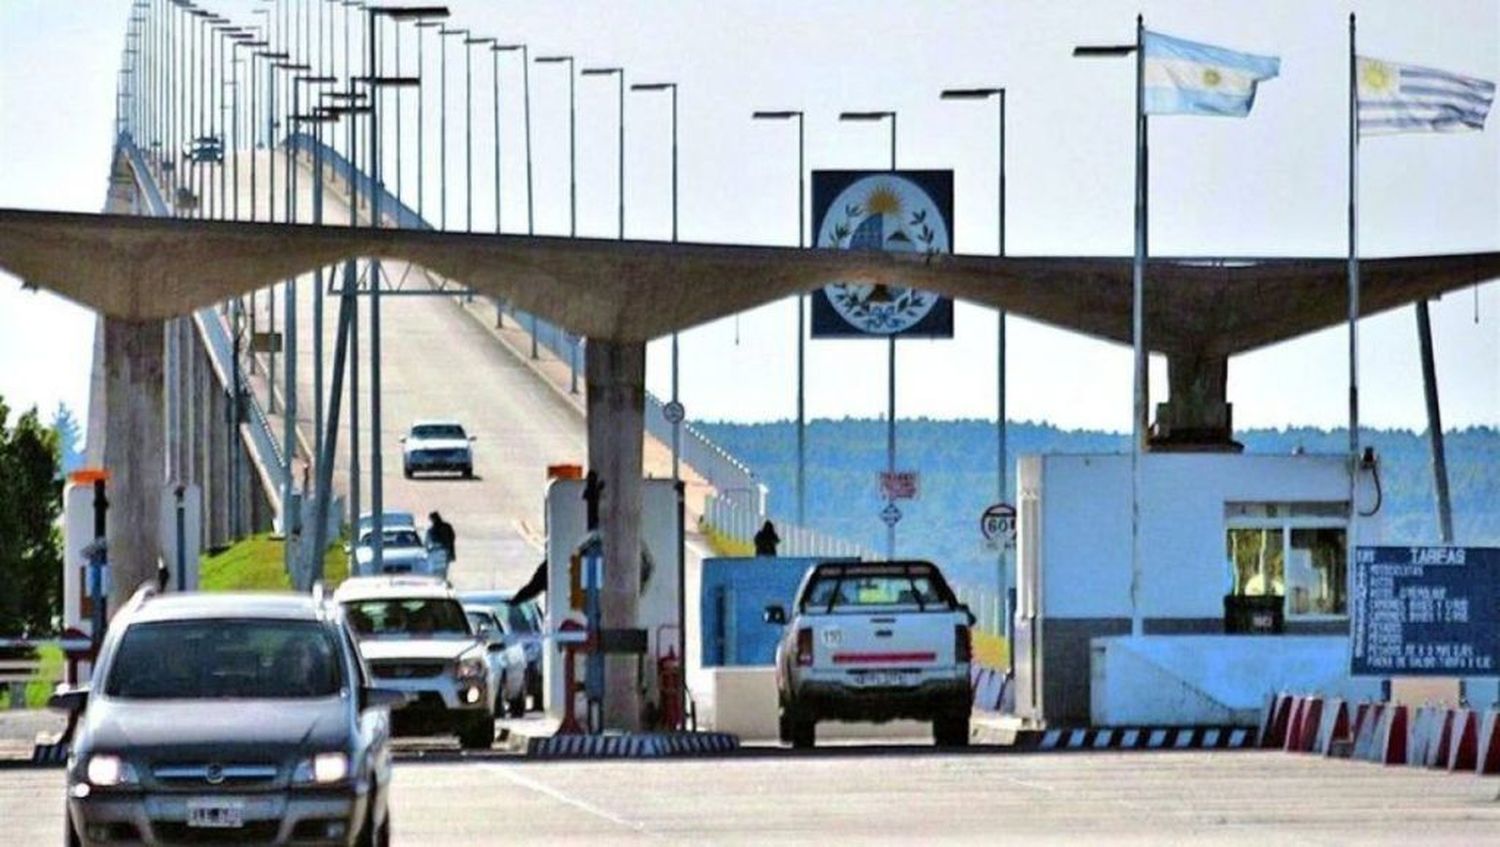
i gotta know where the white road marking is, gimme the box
[480,763,656,837]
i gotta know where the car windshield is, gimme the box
[801,568,953,613]
[499,604,536,634]
[105,620,341,700]
[465,611,498,635]
[411,424,466,440]
[343,598,471,638]
[359,529,423,549]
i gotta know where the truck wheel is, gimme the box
[458,714,494,750]
[788,707,816,749]
[934,713,970,748]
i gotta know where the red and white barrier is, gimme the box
[1478,709,1500,776]
[1313,698,1350,756]
[1446,709,1480,773]
[1261,693,1295,749]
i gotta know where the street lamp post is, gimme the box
[750,109,806,526]
[438,26,468,230]
[1074,30,1146,638]
[941,85,1007,639]
[633,79,683,727]
[838,110,899,560]
[496,42,537,355]
[414,20,442,221]
[537,54,578,391]
[582,66,625,239]
[464,36,495,234]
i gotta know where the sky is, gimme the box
[0,0,1496,434]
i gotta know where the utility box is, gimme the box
[1012,452,1383,727]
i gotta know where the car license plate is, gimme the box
[186,799,245,829]
[855,670,914,687]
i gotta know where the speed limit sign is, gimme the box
[981,503,1016,551]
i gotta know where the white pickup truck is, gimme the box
[766,560,975,748]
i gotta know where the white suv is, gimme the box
[335,576,501,749]
[765,561,974,748]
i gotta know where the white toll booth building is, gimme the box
[1012,451,1385,728]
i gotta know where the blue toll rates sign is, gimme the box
[1350,546,1500,677]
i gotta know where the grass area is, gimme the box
[199,532,348,592]
[0,644,65,709]
[701,524,755,558]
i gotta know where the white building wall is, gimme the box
[1034,452,1382,621]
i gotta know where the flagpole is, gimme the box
[1347,13,1360,527]
[1129,13,1147,639]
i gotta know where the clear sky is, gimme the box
[1,0,1496,434]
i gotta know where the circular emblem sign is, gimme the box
[980,502,1017,551]
[662,400,686,425]
[817,175,951,335]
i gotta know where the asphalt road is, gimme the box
[5,750,1498,845]
[238,153,586,592]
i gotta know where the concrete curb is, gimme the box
[526,732,740,760]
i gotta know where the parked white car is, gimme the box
[765,560,974,748]
[336,576,502,749]
[464,606,530,717]
[401,420,475,479]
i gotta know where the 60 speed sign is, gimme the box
[981,503,1016,551]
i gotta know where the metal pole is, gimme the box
[418,22,426,220]
[440,28,448,229]
[309,254,357,588]
[1347,12,1362,518]
[492,48,501,234]
[1415,302,1453,543]
[796,114,806,526]
[521,46,533,236]
[367,11,386,571]
[284,80,301,573]
[1129,15,1148,638]
[395,20,403,209]
[465,36,473,232]
[997,90,1009,644]
[313,115,325,481]
[568,61,576,237]
[885,114,897,561]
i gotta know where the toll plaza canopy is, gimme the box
[2,206,1496,356]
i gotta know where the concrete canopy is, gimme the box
[0,206,1496,354]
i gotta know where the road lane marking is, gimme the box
[480,764,656,837]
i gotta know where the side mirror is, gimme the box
[48,685,89,714]
[763,605,786,625]
[486,641,506,653]
[958,604,977,627]
[361,687,409,711]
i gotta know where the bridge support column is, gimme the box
[585,338,646,732]
[1151,351,1239,452]
[102,318,165,613]
[204,353,229,549]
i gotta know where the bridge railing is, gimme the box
[699,493,871,560]
[122,134,289,505]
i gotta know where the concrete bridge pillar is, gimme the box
[201,336,229,549]
[585,338,646,732]
[1152,351,1238,451]
[102,318,165,613]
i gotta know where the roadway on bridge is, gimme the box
[4,750,1497,843]
[234,153,586,591]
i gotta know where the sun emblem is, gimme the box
[1361,59,1394,93]
[1202,68,1223,88]
[816,174,950,335]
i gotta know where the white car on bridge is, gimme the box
[351,525,442,578]
[401,420,475,479]
[766,560,975,749]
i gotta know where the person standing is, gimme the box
[427,512,457,565]
[754,520,780,557]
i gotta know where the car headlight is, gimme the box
[292,752,350,785]
[455,656,486,681]
[85,754,139,787]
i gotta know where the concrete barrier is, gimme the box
[1375,704,1409,765]
[1351,703,1384,761]
[1293,697,1323,753]
[1478,709,1500,776]
[1261,693,1295,749]
[1429,708,1456,769]
[1281,697,1307,752]
[1407,707,1442,768]
[1446,709,1480,772]
[1314,698,1350,756]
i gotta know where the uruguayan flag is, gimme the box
[1143,30,1280,117]
[1357,57,1495,135]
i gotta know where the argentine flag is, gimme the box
[1357,57,1495,135]
[1143,30,1281,117]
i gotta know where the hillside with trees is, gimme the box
[698,418,1500,593]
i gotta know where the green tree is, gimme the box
[50,402,84,476]
[0,397,64,635]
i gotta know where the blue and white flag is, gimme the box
[1143,30,1281,117]
[1357,57,1495,135]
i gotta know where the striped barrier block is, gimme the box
[1293,698,1323,753]
[527,732,739,760]
[1478,709,1500,776]
[1351,703,1384,761]
[1375,705,1409,765]
[1429,708,1456,769]
[1031,726,1254,751]
[1314,698,1350,756]
[1281,697,1307,752]
[1261,693,1295,749]
[1407,707,1445,768]
[1446,709,1479,772]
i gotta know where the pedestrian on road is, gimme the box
[754,520,780,557]
[427,512,457,564]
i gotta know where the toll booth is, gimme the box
[1012,452,1386,727]
[541,476,682,724]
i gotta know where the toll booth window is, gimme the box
[1228,528,1284,597]
[1286,528,1346,616]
